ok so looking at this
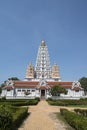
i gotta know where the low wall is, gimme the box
[51,96,86,100]
[6,96,36,99]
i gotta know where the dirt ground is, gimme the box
[18,100,74,130]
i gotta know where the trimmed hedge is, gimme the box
[13,107,28,129]
[60,108,87,130]
[0,105,13,130]
[0,98,40,129]
[0,98,39,106]
[47,98,87,106]
[0,104,28,130]
[10,100,38,106]
[74,109,87,117]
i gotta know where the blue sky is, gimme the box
[0,0,87,83]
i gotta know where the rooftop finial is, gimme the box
[41,39,46,46]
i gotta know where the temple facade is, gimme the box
[1,40,84,99]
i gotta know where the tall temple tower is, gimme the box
[35,40,51,79]
[25,40,61,81]
[51,63,61,81]
[26,62,34,79]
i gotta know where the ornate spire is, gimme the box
[26,62,34,79]
[51,63,61,81]
[35,40,51,79]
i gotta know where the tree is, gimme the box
[0,87,2,96]
[24,91,31,96]
[50,84,67,96]
[0,77,20,88]
[79,77,87,95]
[8,77,20,81]
[1,83,5,87]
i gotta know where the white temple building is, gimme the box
[1,40,84,99]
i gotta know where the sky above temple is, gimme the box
[0,0,87,83]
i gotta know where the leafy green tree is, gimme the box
[0,81,7,89]
[79,77,87,95]
[8,77,20,81]
[1,83,5,87]
[24,91,31,96]
[0,87,2,96]
[50,84,67,96]
[0,77,20,88]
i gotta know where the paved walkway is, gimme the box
[18,100,68,130]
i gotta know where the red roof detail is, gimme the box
[72,87,83,91]
[47,82,73,85]
[15,86,36,88]
[47,82,72,89]
[38,86,50,89]
[14,81,39,85]
[14,81,39,88]
[13,81,73,89]
[4,86,13,89]
[39,86,47,89]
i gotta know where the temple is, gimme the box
[1,40,84,99]
[25,40,61,81]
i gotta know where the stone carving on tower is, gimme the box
[35,40,51,79]
[51,63,61,81]
[26,62,34,79]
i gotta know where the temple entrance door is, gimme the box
[41,89,45,99]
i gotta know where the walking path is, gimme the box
[18,100,70,130]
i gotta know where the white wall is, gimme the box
[1,89,14,97]
[1,87,85,98]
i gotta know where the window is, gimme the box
[32,90,35,92]
[18,89,21,92]
[22,90,25,92]
[27,90,30,92]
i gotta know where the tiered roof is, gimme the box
[14,81,39,88]
[14,81,73,89]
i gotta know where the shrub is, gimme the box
[0,104,28,130]
[0,99,39,106]
[46,98,53,101]
[11,99,39,106]
[47,98,87,106]
[35,97,40,101]
[13,107,28,128]
[60,108,87,130]
[74,109,87,117]
[0,105,13,130]
[1,96,6,100]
